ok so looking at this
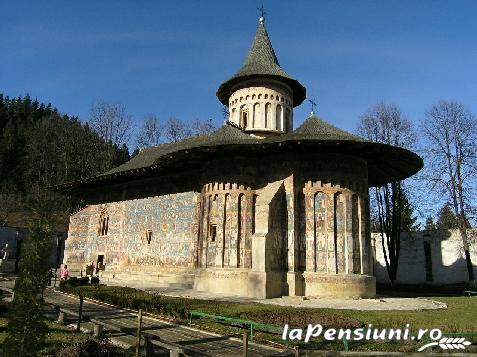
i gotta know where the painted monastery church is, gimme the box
[57,17,422,298]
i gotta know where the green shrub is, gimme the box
[55,336,126,357]
[59,285,192,320]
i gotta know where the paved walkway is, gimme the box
[3,276,447,311]
[44,289,291,357]
[144,287,447,311]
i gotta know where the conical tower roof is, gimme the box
[217,19,306,107]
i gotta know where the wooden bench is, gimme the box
[57,307,79,324]
[142,331,211,357]
[88,318,210,356]
[48,298,85,332]
[464,290,477,297]
[89,317,125,337]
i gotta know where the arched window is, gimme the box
[240,105,248,128]
[209,195,218,243]
[253,103,260,128]
[285,108,291,131]
[265,103,271,128]
[98,207,109,236]
[275,104,282,131]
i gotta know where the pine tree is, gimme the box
[437,203,459,230]
[425,216,436,230]
[400,191,420,231]
[0,93,131,221]
[3,208,52,355]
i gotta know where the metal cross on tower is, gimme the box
[309,98,317,115]
[257,5,266,23]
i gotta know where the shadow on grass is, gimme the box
[377,283,475,298]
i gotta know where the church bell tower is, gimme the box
[216,15,306,136]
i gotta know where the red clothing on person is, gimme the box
[60,267,69,281]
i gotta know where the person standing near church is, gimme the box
[60,264,69,282]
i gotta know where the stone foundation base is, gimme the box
[194,269,250,296]
[194,269,285,299]
[101,271,195,289]
[285,271,305,296]
[304,272,376,298]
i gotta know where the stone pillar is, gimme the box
[304,181,315,272]
[228,190,239,267]
[243,188,253,268]
[326,190,336,274]
[249,180,286,298]
[284,174,304,296]
[223,191,231,267]
[214,194,225,267]
[202,194,210,268]
[351,194,361,274]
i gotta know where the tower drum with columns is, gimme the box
[217,16,305,136]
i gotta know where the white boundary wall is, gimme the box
[373,229,477,284]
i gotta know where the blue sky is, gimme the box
[2,1,477,145]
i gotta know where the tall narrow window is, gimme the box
[145,229,153,244]
[98,208,109,236]
[265,103,271,128]
[209,224,217,242]
[285,108,291,132]
[240,106,248,128]
[208,195,218,243]
[275,104,282,130]
[253,103,260,128]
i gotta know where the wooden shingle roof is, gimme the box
[53,117,423,194]
[216,21,306,107]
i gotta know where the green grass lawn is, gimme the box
[0,300,132,356]
[60,284,477,353]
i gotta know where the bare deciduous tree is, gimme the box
[358,102,416,147]
[190,118,215,136]
[136,114,163,150]
[164,117,192,143]
[358,102,417,282]
[421,100,477,285]
[89,100,132,147]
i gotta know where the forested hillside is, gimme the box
[0,94,130,228]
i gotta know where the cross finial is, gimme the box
[309,98,317,116]
[257,5,266,24]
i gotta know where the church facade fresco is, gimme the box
[58,17,422,298]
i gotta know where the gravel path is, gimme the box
[145,287,447,311]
